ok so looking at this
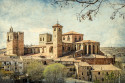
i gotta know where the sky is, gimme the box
[0,0,125,49]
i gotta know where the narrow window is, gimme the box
[79,36,81,41]
[43,37,44,41]
[67,36,70,41]
[40,38,42,41]
[59,28,61,31]
[63,36,65,40]
[75,37,77,42]
[54,28,56,31]
[82,72,83,75]
[102,78,104,81]
[8,36,9,41]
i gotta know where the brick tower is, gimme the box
[7,27,24,56]
[52,22,63,58]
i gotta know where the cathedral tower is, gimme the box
[52,22,63,58]
[7,27,24,56]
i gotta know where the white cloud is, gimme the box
[0,0,125,48]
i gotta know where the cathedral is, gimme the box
[6,22,121,82]
[7,23,100,58]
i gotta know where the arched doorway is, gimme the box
[89,45,91,54]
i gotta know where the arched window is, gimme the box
[8,36,9,41]
[49,46,53,53]
[50,37,52,41]
[85,45,87,54]
[67,36,70,41]
[54,28,56,31]
[43,37,44,41]
[59,28,61,31]
[79,36,81,41]
[89,45,91,54]
[40,38,42,41]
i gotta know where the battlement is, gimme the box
[7,27,24,56]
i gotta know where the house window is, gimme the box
[75,37,77,42]
[98,72,100,75]
[82,72,83,75]
[102,78,104,81]
[63,36,65,40]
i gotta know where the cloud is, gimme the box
[0,0,125,48]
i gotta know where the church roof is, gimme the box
[76,40,99,43]
[63,31,83,35]
[52,23,62,27]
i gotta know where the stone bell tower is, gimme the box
[7,26,24,56]
[52,22,63,58]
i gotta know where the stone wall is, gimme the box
[76,58,115,65]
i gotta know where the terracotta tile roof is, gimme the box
[63,31,83,35]
[52,23,62,27]
[92,64,121,71]
[76,40,99,43]
[78,62,90,66]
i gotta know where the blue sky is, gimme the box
[0,0,125,48]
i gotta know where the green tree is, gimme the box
[43,63,67,83]
[26,60,45,81]
[104,71,118,83]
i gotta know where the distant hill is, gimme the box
[100,47,125,62]
[100,47,125,57]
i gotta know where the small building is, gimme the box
[75,62,121,82]
[0,56,24,75]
